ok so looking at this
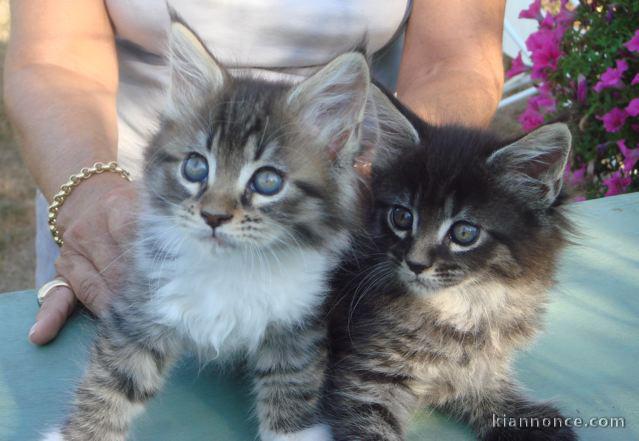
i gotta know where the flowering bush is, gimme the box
[508,0,639,198]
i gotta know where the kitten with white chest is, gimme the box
[44,16,372,441]
[324,90,577,441]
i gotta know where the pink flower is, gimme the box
[632,74,639,86]
[572,195,586,202]
[603,171,632,196]
[518,82,557,132]
[598,107,628,133]
[540,13,555,29]
[554,6,575,29]
[625,98,639,117]
[576,74,587,103]
[526,28,556,52]
[519,106,544,131]
[526,28,563,80]
[617,139,639,171]
[571,166,586,186]
[530,45,561,79]
[624,30,639,52]
[528,86,556,112]
[594,59,629,93]
[506,53,528,78]
[564,163,586,186]
[519,0,542,20]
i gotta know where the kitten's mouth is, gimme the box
[399,267,433,288]
[407,276,459,294]
[205,230,234,249]
[414,276,463,292]
[211,235,226,246]
[406,276,435,290]
[405,280,438,298]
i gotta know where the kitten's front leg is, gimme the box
[252,318,331,441]
[443,378,577,441]
[47,307,180,441]
[323,353,420,441]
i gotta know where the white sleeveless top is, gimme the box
[106,0,411,175]
[107,0,410,69]
[35,0,412,286]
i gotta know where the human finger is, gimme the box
[29,284,77,345]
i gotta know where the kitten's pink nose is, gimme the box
[406,260,431,275]
[200,210,233,229]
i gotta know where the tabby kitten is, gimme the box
[43,17,372,441]
[324,91,577,441]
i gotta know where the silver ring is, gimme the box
[37,277,71,306]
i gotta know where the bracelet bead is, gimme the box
[47,161,131,247]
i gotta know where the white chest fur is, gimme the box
[146,244,334,356]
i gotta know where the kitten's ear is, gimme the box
[487,123,572,207]
[287,52,369,162]
[166,12,226,112]
[367,85,419,158]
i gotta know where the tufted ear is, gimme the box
[166,12,227,113]
[287,52,370,163]
[367,84,420,159]
[487,123,572,207]
[370,85,419,145]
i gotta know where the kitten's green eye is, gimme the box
[182,153,209,182]
[252,167,284,196]
[450,221,480,246]
[390,206,413,231]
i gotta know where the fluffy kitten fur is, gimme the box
[46,17,373,441]
[324,91,577,441]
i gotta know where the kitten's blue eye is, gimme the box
[252,167,284,196]
[450,221,480,246]
[390,206,413,231]
[182,153,209,182]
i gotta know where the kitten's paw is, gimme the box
[261,423,333,441]
[483,425,577,441]
[41,430,64,441]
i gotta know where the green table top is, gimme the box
[1,193,638,441]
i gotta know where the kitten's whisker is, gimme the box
[278,229,311,268]
[346,261,392,334]
[101,222,182,276]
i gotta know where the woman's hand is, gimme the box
[29,174,138,345]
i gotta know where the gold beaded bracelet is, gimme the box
[48,161,132,246]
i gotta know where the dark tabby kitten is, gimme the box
[43,16,374,441]
[324,91,577,441]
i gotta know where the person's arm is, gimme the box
[5,0,119,199]
[396,0,505,127]
[5,0,136,344]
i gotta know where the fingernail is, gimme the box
[29,322,38,339]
